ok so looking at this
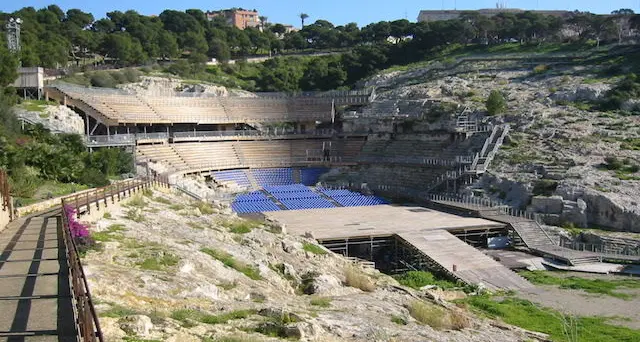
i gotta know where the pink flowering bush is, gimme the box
[63,205,95,254]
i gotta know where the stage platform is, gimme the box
[266,205,533,290]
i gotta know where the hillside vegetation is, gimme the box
[3,6,640,92]
[0,93,132,204]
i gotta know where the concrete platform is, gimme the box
[267,205,504,239]
[266,205,532,290]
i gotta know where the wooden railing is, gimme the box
[62,177,169,216]
[0,170,12,221]
[60,176,169,341]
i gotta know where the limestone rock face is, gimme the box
[531,196,564,214]
[550,84,610,102]
[119,315,154,337]
[15,106,84,134]
[99,317,127,341]
[311,274,343,295]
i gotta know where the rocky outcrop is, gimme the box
[15,106,84,134]
[550,84,610,102]
[82,189,543,342]
[118,76,255,97]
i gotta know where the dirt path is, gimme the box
[518,273,640,329]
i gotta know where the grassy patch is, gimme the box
[126,194,147,208]
[254,311,301,338]
[171,309,255,326]
[344,266,376,292]
[169,204,185,211]
[409,301,469,330]
[103,212,112,219]
[393,270,462,291]
[391,315,408,325]
[302,242,327,255]
[142,188,153,197]
[193,201,215,215]
[520,271,640,299]
[200,248,262,280]
[187,221,205,230]
[137,253,180,271]
[92,224,126,242]
[310,297,332,308]
[153,196,172,204]
[408,301,447,329]
[101,304,140,318]
[461,295,640,342]
[222,219,262,234]
[18,99,58,112]
[218,281,238,290]
[125,208,146,222]
[122,337,163,342]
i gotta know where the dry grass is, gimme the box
[408,301,470,330]
[409,301,446,329]
[448,309,471,330]
[344,266,376,292]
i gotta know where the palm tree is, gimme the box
[259,16,268,31]
[300,13,309,28]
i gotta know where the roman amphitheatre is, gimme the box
[2,5,640,342]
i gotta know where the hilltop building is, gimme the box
[206,8,261,30]
[418,8,572,22]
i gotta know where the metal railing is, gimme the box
[60,177,169,341]
[356,155,464,167]
[559,236,640,257]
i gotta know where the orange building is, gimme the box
[206,8,261,30]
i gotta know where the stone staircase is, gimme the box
[510,220,557,248]
[243,170,260,190]
[292,169,302,184]
[471,124,510,174]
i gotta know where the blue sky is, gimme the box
[2,1,639,27]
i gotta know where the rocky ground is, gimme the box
[82,188,544,342]
[363,58,640,233]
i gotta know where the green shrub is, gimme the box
[90,71,117,88]
[532,179,558,196]
[391,315,408,325]
[8,166,41,198]
[604,156,623,170]
[486,90,506,115]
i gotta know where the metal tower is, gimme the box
[6,18,22,53]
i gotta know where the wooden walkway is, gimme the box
[398,230,532,290]
[431,199,639,265]
[0,213,77,341]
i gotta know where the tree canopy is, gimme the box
[3,5,639,69]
